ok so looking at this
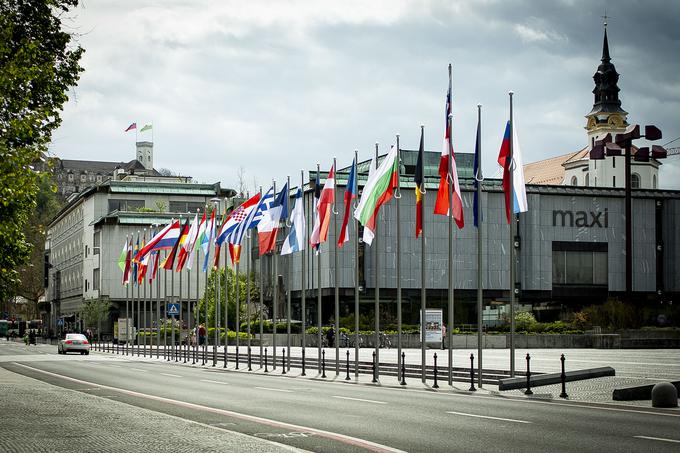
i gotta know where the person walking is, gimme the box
[326,327,335,348]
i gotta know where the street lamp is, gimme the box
[590,124,667,304]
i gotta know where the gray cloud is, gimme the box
[51,0,680,191]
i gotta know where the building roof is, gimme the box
[523,148,588,185]
[55,158,122,174]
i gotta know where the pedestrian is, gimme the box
[198,324,206,346]
[326,327,335,348]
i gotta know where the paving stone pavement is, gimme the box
[0,366,304,453]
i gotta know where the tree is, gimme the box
[198,268,260,330]
[15,173,64,318]
[80,298,111,339]
[0,1,84,305]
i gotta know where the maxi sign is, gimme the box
[552,209,609,228]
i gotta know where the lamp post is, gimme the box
[590,124,667,304]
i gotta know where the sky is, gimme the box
[51,0,680,192]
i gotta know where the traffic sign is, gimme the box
[57,319,64,326]
[167,303,180,316]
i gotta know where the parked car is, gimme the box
[58,333,90,355]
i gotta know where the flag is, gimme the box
[310,165,334,247]
[140,124,152,133]
[131,235,140,285]
[433,66,465,229]
[309,173,321,252]
[257,182,289,255]
[216,193,261,247]
[122,237,132,285]
[125,122,137,132]
[148,250,159,283]
[176,213,200,271]
[226,189,273,263]
[213,213,227,270]
[118,238,128,272]
[362,156,376,244]
[473,115,483,228]
[134,220,180,262]
[137,233,148,284]
[415,128,425,238]
[201,210,216,272]
[354,145,399,245]
[338,158,357,247]
[162,219,189,271]
[497,120,528,223]
[187,211,206,271]
[281,188,305,255]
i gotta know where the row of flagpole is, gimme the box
[116,65,527,381]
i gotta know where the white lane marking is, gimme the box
[108,365,121,368]
[332,395,387,405]
[130,368,147,373]
[15,363,406,453]
[200,379,229,385]
[446,411,532,424]
[160,373,182,378]
[254,386,293,393]
[634,435,680,444]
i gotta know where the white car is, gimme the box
[58,333,91,355]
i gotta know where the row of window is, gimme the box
[57,173,105,183]
[51,206,83,236]
[51,235,83,266]
[108,199,205,214]
[570,173,655,189]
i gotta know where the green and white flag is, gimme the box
[353,144,398,245]
[117,237,128,272]
[140,124,153,133]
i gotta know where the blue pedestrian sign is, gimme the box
[57,319,64,327]
[167,303,180,317]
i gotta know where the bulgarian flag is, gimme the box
[118,237,128,272]
[353,145,399,245]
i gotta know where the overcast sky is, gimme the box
[51,0,680,192]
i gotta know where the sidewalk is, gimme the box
[0,362,303,453]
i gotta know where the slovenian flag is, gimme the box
[310,165,334,247]
[497,120,528,224]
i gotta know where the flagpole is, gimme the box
[223,235,228,368]
[333,157,339,376]
[395,135,402,383]
[300,169,307,375]
[420,126,427,384]
[179,236,183,363]
[164,249,168,361]
[135,230,139,357]
[245,235,250,369]
[509,91,516,378]
[156,230,161,359]
[447,63,454,386]
[353,151,359,378]
[143,229,148,358]
[203,212,209,365]
[213,206,220,367]
[187,234,192,364]
[374,143,380,382]
[195,231,200,364]
[286,175,292,372]
[272,179,278,370]
[125,236,130,356]
[476,104,484,387]
[258,186,264,368]
[316,164,322,374]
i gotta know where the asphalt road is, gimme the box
[2,341,679,452]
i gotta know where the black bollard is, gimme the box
[282,348,286,375]
[248,346,252,371]
[264,347,269,373]
[301,348,306,376]
[400,352,406,386]
[322,349,327,378]
[469,353,477,391]
[235,346,240,370]
[559,354,568,398]
[372,351,377,383]
[345,350,351,381]
[433,353,439,389]
[223,343,227,368]
[524,353,533,395]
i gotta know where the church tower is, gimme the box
[585,22,629,144]
[136,141,154,170]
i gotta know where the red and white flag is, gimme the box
[310,165,334,247]
[125,122,137,132]
[433,65,465,229]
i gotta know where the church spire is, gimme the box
[586,20,627,133]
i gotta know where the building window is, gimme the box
[631,173,641,189]
[613,156,616,168]
[613,176,616,187]
[169,201,205,213]
[653,175,657,189]
[594,177,598,186]
[552,242,608,286]
[108,199,145,212]
[93,231,101,255]
[585,173,590,186]
[93,269,100,291]
[570,176,577,186]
